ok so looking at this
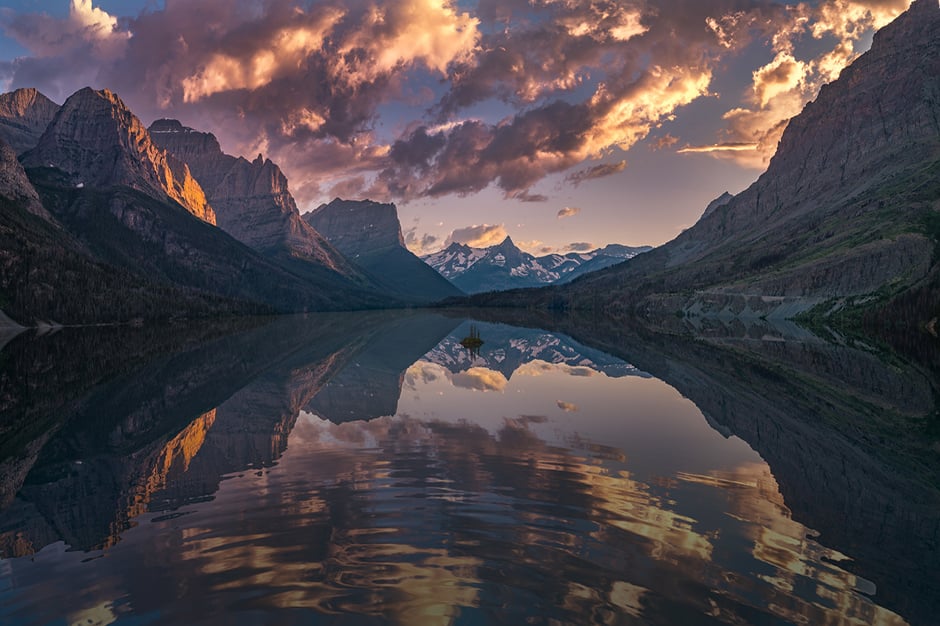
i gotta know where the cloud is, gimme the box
[678,142,759,154]
[452,368,508,392]
[516,239,547,254]
[327,175,368,200]
[0,0,914,205]
[689,0,913,167]
[650,133,680,150]
[557,206,581,219]
[565,161,627,186]
[444,224,508,248]
[403,227,440,255]
[563,242,594,252]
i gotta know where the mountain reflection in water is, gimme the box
[0,312,937,626]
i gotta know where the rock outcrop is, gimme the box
[0,138,48,219]
[22,89,215,224]
[305,199,405,254]
[472,1,940,319]
[305,198,464,302]
[149,119,352,274]
[0,88,59,155]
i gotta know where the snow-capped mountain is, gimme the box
[420,242,488,280]
[422,237,651,294]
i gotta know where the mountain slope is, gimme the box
[0,88,59,155]
[22,88,215,224]
[470,0,940,321]
[148,120,358,278]
[424,237,650,294]
[304,199,464,302]
[3,87,389,319]
[0,141,262,325]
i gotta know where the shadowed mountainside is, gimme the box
[466,1,940,326]
[304,198,464,303]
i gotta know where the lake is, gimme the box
[1,311,938,625]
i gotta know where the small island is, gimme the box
[460,324,484,350]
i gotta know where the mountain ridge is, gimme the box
[424,237,651,294]
[23,88,215,224]
[149,119,356,276]
[0,88,59,156]
[466,0,940,323]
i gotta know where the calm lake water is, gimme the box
[0,311,938,625]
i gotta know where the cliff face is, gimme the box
[0,138,47,220]
[305,199,464,302]
[149,119,352,274]
[477,1,940,319]
[305,199,405,256]
[0,88,59,155]
[22,89,215,224]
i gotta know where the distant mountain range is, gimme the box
[423,236,651,294]
[469,0,940,327]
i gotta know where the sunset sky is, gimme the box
[0,0,914,254]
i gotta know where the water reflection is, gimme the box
[0,311,937,625]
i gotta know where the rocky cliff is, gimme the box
[0,138,47,219]
[305,198,405,255]
[472,0,940,321]
[0,88,59,155]
[305,198,464,302]
[22,89,215,224]
[149,119,353,274]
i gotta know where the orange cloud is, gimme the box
[444,224,507,248]
[183,17,342,102]
[692,0,913,168]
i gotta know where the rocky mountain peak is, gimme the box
[21,88,215,224]
[700,191,734,221]
[0,88,58,120]
[149,119,352,272]
[305,199,406,256]
[495,236,518,250]
[0,88,60,155]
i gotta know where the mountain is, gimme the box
[423,237,650,294]
[469,0,940,323]
[0,88,59,155]
[0,137,262,325]
[0,138,47,220]
[422,242,488,280]
[148,119,359,278]
[22,88,214,224]
[1,87,389,324]
[304,198,464,303]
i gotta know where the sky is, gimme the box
[0,0,914,254]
